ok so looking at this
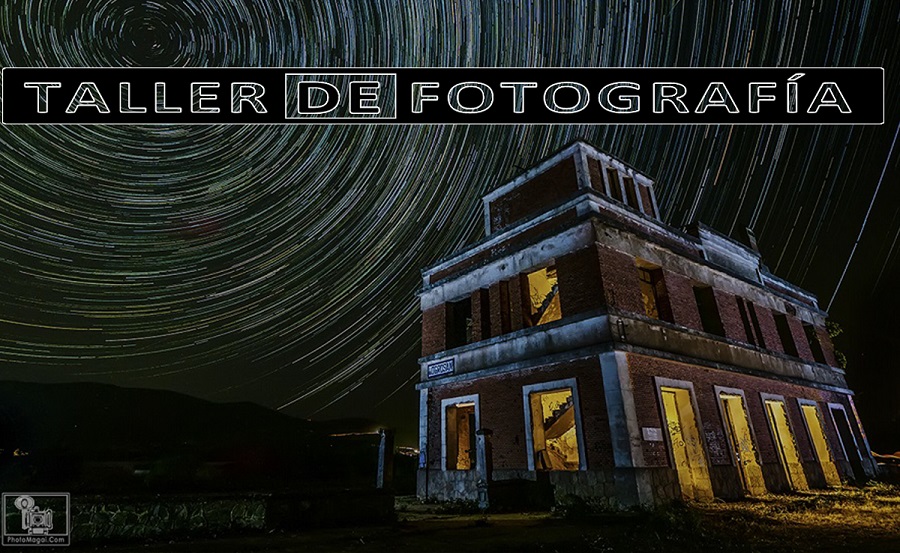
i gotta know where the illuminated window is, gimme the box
[637,263,673,322]
[527,387,581,471]
[524,265,561,327]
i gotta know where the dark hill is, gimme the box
[0,381,385,492]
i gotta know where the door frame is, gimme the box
[654,377,710,469]
[713,386,762,467]
[441,394,480,472]
[760,392,808,490]
[521,378,587,471]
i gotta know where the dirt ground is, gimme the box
[84,483,899,552]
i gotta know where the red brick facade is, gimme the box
[626,353,860,472]
[418,142,872,504]
[423,357,614,471]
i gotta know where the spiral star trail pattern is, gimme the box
[0,1,897,446]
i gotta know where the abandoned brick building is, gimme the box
[416,141,877,507]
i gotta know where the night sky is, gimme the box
[0,1,897,449]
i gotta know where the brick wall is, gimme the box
[422,306,446,357]
[557,244,606,316]
[488,157,579,232]
[625,353,861,474]
[815,326,839,367]
[787,316,815,362]
[597,243,644,314]
[712,289,747,342]
[753,304,784,354]
[471,289,488,342]
[509,276,524,332]
[423,357,613,472]
[662,269,703,330]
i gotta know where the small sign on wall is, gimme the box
[427,358,454,378]
[642,427,664,441]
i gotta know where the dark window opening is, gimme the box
[606,167,623,202]
[736,298,757,346]
[803,324,827,364]
[446,297,472,350]
[693,286,725,336]
[774,313,798,357]
[637,264,674,323]
[623,175,640,210]
[747,303,766,349]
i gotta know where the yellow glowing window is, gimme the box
[525,266,561,326]
[529,388,580,471]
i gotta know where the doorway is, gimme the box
[442,395,480,472]
[719,392,767,496]
[763,398,809,491]
[799,402,842,487]
[660,386,714,501]
[828,404,867,481]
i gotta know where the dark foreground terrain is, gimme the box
[80,483,899,552]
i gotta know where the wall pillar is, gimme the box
[475,428,493,510]
[600,351,655,506]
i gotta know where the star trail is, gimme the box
[0,0,897,447]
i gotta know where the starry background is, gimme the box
[0,0,897,450]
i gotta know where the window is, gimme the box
[736,298,758,346]
[637,263,673,322]
[693,285,725,336]
[527,386,581,471]
[803,324,827,364]
[445,401,476,470]
[747,303,766,349]
[622,175,640,210]
[445,297,473,349]
[524,265,561,327]
[605,167,623,202]
[773,313,799,356]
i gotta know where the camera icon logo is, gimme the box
[2,492,70,546]
[14,496,53,535]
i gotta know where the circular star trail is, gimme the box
[0,0,897,446]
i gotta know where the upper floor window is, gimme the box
[773,313,799,357]
[445,297,473,349]
[605,167,624,202]
[637,262,673,322]
[736,297,765,347]
[622,175,640,210]
[803,323,827,364]
[524,265,561,326]
[693,285,725,336]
